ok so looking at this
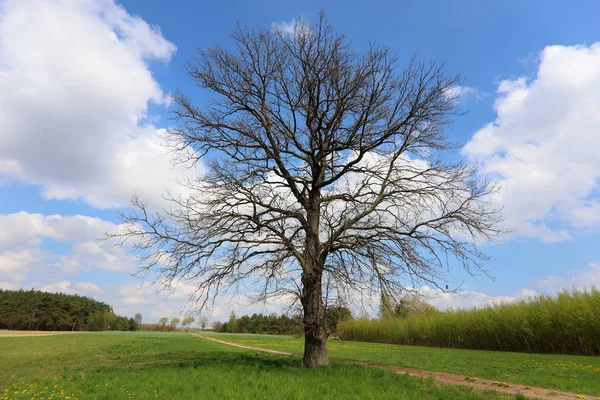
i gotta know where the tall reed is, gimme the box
[338,288,600,355]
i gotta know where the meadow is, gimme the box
[204,332,600,396]
[1,331,523,400]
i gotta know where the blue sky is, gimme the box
[1,0,599,324]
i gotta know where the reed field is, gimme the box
[339,288,600,355]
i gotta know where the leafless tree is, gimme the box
[114,13,502,368]
[198,316,209,332]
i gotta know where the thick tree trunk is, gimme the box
[301,270,329,368]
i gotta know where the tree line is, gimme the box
[0,289,139,331]
[214,307,353,336]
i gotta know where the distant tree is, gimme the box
[227,312,237,333]
[326,306,353,334]
[394,293,440,319]
[198,316,209,332]
[379,292,439,319]
[134,313,143,325]
[170,317,181,330]
[182,316,195,332]
[212,321,223,332]
[219,322,229,333]
[128,317,138,331]
[158,317,169,331]
[379,292,396,319]
[115,13,502,367]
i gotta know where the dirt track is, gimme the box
[0,330,79,337]
[194,334,596,400]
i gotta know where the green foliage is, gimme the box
[394,294,440,319]
[0,289,134,332]
[380,292,440,319]
[158,317,169,331]
[339,288,600,356]
[326,306,353,334]
[216,308,353,336]
[181,316,195,331]
[169,317,181,329]
[218,313,303,335]
[1,332,523,400]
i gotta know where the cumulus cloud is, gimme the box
[0,0,199,208]
[464,43,600,241]
[271,19,299,36]
[37,280,104,296]
[536,262,600,291]
[419,286,538,311]
[0,248,43,282]
[0,211,136,288]
[444,85,484,103]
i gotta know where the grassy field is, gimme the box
[1,331,524,400]
[203,332,600,395]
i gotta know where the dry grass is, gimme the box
[0,330,80,337]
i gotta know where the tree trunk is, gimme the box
[301,270,329,368]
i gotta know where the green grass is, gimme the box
[203,332,600,395]
[1,331,522,400]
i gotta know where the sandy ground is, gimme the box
[0,330,80,337]
[194,334,595,400]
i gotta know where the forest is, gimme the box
[0,289,138,331]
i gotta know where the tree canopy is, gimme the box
[0,289,137,331]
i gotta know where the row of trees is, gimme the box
[0,289,139,331]
[214,307,353,336]
[141,315,209,332]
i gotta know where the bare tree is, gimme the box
[115,14,502,368]
[198,316,209,332]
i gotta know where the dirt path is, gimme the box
[0,330,80,337]
[193,334,595,400]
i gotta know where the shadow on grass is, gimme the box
[103,350,303,373]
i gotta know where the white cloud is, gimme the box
[271,19,299,36]
[0,249,42,281]
[464,43,600,242]
[536,262,600,291]
[444,85,484,103]
[419,286,538,311]
[0,0,199,208]
[0,212,118,251]
[36,280,104,296]
[0,281,19,290]
[0,212,137,289]
[271,18,312,39]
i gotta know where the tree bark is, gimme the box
[301,270,329,368]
